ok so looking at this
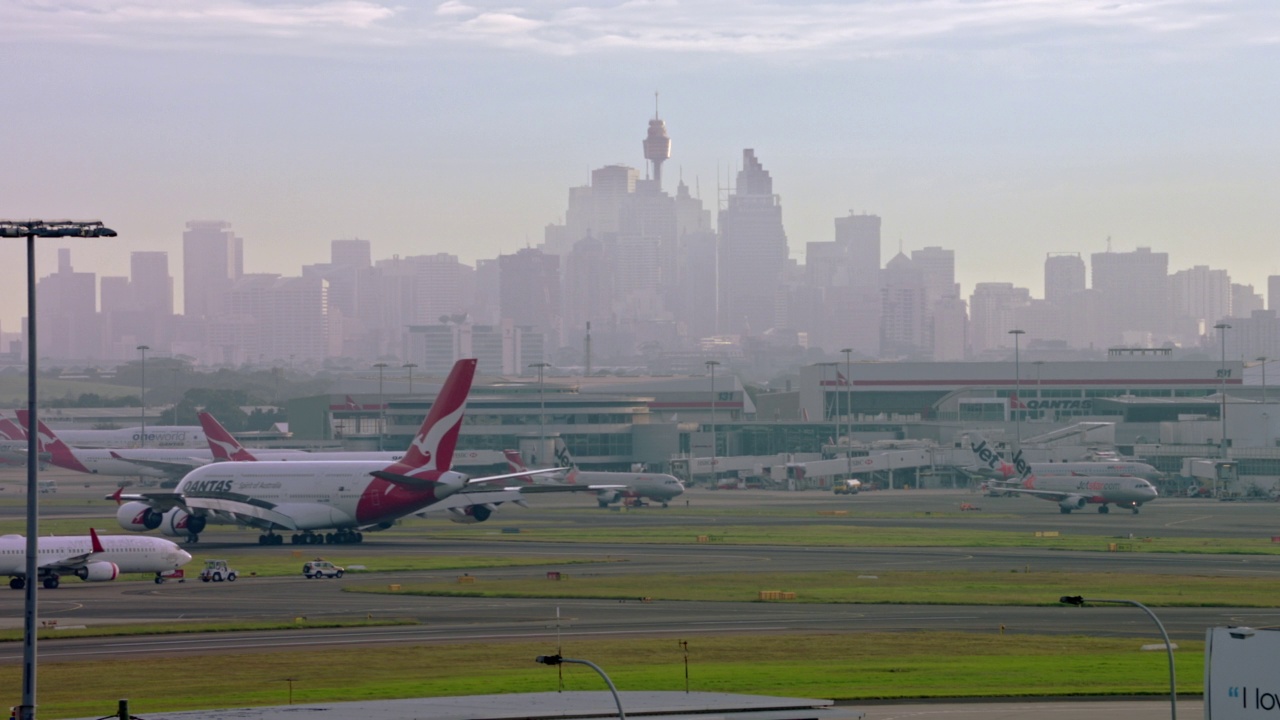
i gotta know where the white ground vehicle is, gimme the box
[302,560,344,579]
[199,559,237,582]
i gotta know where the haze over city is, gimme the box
[3,0,1278,337]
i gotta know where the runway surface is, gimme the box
[1,474,1277,661]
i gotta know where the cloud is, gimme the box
[2,0,1275,57]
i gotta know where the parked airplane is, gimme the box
[6,414,206,449]
[0,528,191,589]
[198,412,403,463]
[505,439,685,508]
[967,435,1158,513]
[966,435,1162,482]
[109,359,561,545]
[20,412,268,482]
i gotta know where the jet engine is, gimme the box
[117,502,163,532]
[1059,496,1088,512]
[75,561,119,582]
[447,504,497,524]
[159,508,205,537]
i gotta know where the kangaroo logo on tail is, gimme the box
[382,359,477,478]
[198,412,257,461]
[18,410,92,474]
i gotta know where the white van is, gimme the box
[302,560,344,579]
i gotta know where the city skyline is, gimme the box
[3,0,1278,333]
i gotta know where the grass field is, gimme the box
[2,631,1201,719]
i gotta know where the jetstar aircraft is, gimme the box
[0,528,191,590]
[505,438,685,508]
[966,435,1159,514]
[989,473,1159,514]
[108,359,563,545]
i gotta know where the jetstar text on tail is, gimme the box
[970,439,1032,481]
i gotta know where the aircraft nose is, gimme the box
[176,549,193,566]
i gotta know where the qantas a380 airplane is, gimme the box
[110,359,560,545]
[0,528,191,590]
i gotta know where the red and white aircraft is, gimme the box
[109,359,559,545]
[198,411,404,463]
[0,528,191,590]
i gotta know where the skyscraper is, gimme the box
[1091,246,1169,346]
[1044,253,1086,305]
[183,221,243,319]
[718,149,788,334]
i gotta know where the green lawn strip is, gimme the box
[0,618,416,643]
[347,569,1280,607]
[426,522,1280,554]
[5,631,1201,719]
[176,551,614,579]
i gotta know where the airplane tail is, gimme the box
[17,410,92,474]
[503,449,528,473]
[0,416,26,441]
[345,395,360,411]
[198,412,257,461]
[552,438,575,469]
[381,358,477,477]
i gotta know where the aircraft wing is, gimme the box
[106,488,187,512]
[411,490,528,518]
[463,467,566,486]
[507,483,627,494]
[997,486,1072,501]
[181,495,299,530]
[108,451,210,477]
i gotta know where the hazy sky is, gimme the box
[2,0,1278,333]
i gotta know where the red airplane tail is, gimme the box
[380,359,477,478]
[17,410,91,474]
[503,449,528,473]
[198,412,258,461]
[0,417,25,441]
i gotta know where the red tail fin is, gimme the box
[17,410,91,473]
[198,412,257,461]
[503,449,528,473]
[0,417,25,441]
[90,527,105,554]
[381,359,476,477]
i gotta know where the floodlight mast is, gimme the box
[1,220,117,720]
[1059,595,1176,720]
[535,655,625,720]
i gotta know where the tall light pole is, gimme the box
[1060,596,1176,720]
[373,362,388,451]
[1215,323,1231,459]
[1258,357,1268,406]
[2,219,117,720]
[402,363,417,395]
[137,345,150,447]
[841,348,853,480]
[706,360,719,484]
[1008,329,1025,452]
[529,362,550,464]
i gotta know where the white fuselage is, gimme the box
[0,534,192,576]
[48,426,207,449]
[1002,474,1159,506]
[569,471,686,502]
[175,460,465,531]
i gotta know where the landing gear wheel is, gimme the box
[154,575,164,584]
[1098,505,1110,514]
[9,577,23,590]
[186,533,200,544]
[42,576,59,589]
[1132,507,1140,514]
[1059,507,1071,514]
